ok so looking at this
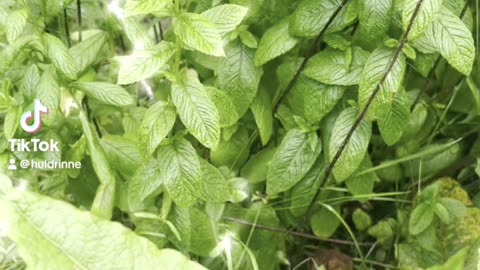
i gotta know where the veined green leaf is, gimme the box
[6,8,28,43]
[158,138,201,207]
[196,158,233,202]
[127,158,163,210]
[171,70,220,149]
[4,106,21,140]
[201,4,248,36]
[304,47,370,86]
[411,8,475,75]
[138,101,176,159]
[206,86,239,127]
[174,13,225,56]
[241,147,277,183]
[72,82,134,106]
[329,107,371,182]
[267,129,322,195]
[0,190,207,270]
[116,41,175,85]
[250,87,273,145]
[358,47,406,119]
[378,89,410,145]
[69,32,108,74]
[122,17,155,50]
[100,135,142,178]
[124,0,172,17]
[217,42,263,118]
[290,0,343,37]
[403,0,443,40]
[357,0,393,48]
[255,19,299,66]
[409,202,435,235]
[35,67,60,126]
[43,33,77,80]
[21,64,40,100]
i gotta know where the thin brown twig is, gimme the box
[304,0,427,220]
[77,0,82,41]
[223,216,373,247]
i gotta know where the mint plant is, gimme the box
[0,0,479,269]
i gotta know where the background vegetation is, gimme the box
[0,0,479,269]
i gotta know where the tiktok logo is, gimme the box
[19,99,48,134]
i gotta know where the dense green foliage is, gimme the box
[0,0,479,269]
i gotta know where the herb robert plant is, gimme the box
[0,0,479,269]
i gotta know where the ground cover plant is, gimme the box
[0,0,479,269]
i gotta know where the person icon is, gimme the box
[8,159,17,171]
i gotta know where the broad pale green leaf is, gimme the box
[206,86,239,127]
[403,0,443,40]
[289,157,324,216]
[43,33,77,80]
[72,82,134,106]
[127,158,163,210]
[267,129,322,195]
[21,64,40,100]
[310,204,341,238]
[0,190,207,270]
[116,41,175,85]
[138,101,176,159]
[122,17,154,50]
[378,89,410,145]
[6,8,27,43]
[304,47,370,86]
[170,207,216,256]
[288,74,345,123]
[196,158,233,202]
[358,47,406,119]
[174,13,225,56]
[4,106,20,139]
[69,32,107,73]
[329,107,372,182]
[427,249,467,270]
[124,0,172,17]
[250,87,273,145]
[255,19,299,66]
[158,138,201,207]
[290,0,342,37]
[409,202,435,235]
[411,8,475,75]
[100,135,142,178]
[201,4,248,35]
[217,42,263,118]
[345,157,378,201]
[171,70,220,149]
[35,67,60,126]
[357,0,393,48]
[79,109,116,219]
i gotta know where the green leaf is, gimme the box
[4,106,21,139]
[267,129,322,195]
[100,135,142,178]
[217,42,263,118]
[241,147,276,183]
[378,88,410,145]
[288,74,345,123]
[426,248,467,270]
[174,13,225,56]
[138,101,176,159]
[0,190,207,270]
[289,157,324,217]
[171,70,220,149]
[159,138,201,207]
[201,4,248,36]
[255,19,299,66]
[79,108,116,219]
[304,47,370,86]
[239,30,258,48]
[69,32,108,74]
[250,87,273,145]
[439,198,467,220]
[124,0,172,17]
[35,67,60,126]
[310,204,341,238]
[403,0,443,40]
[358,47,406,119]
[43,33,77,80]
[127,158,163,210]
[329,107,372,182]
[21,64,40,100]
[290,0,344,37]
[6,8,28,43]
[357,0,393,48]
[210,128,250,169]
[170,207,217,256]
[409,202,435,235]
[206,86,239,127]
[345,157,378,201]
[196,158,233,202]
[116,41,175,85]
[411,8,475,75]
[352,209,372,231]
[72,82,134,106]
[433,202,450,224]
